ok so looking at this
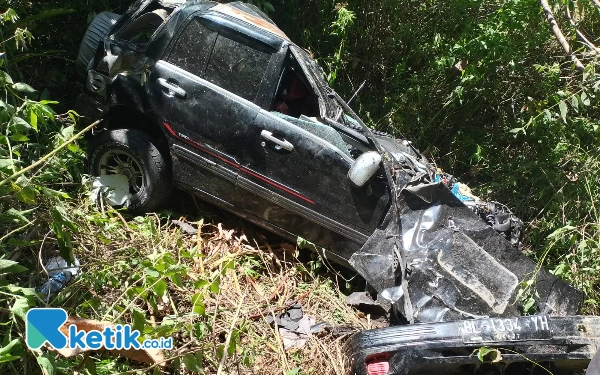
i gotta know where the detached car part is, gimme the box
[75,1,594,373]
[345,315,600,375]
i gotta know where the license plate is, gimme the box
[460,315,552,343]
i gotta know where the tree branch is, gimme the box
[0,120,100,188]
[565,5,600,53]
[540,0,585,71]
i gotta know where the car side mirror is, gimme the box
[348,151,382,187]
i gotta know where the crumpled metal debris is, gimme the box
[345,292,390,327]
[349,147,582,324]
[435,170,524,246]
[266,303,316,349]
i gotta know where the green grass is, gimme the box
[0,190,365,374]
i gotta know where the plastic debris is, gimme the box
[37,256,80,302]
[171,220,198,235]
[267,303,317,349]
[90,174,131,207]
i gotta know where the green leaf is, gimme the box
[6,285,37,297]
[191,293,205,315]
[473,346,502,363]
[263,2,275,12]
[10,297,30,321]
[40,187,70,199]
[132,309,145,334]
[60,125,74,139]
[50,219,74,265]
[170,273,183,288]
[10,116,32,131]
[144,268,160,278]
[153,279,167,297]
[0,339,22,360]
[0,159,16,170]
[39,100,59,105]
[12,82,37,94]
[194,279,209,289]
[581,91,590,106]
[2,208,32,224]
[164,264,187,276]
[228,329,239,355]
[29,110,37,130]
[36,354,56,375]
[571,95,579,113]
[0,71,13,86]
[523,297,536,313]
[0,259,27,274]
[210,277,220,294]
[0,355,20,364]
[558,100,568,123]
[51,206,77,232]
[14,186,36,204]
[547,225,576,239]
[182,353,203,372]
[8,132,28,142]
[67,143,82,153]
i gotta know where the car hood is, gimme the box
[348,134,582,323]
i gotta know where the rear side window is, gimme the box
[167,17,218,77]
[204,29,273,102]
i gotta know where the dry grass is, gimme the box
[36,195,370,374]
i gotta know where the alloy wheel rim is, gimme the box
[98,149,145,199]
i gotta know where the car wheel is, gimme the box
[88,128,171,214]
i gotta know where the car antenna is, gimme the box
[347,80,366,106]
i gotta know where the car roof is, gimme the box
[211,3,289,41]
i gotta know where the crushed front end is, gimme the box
[347,136,582,323]
[332,94,593,374]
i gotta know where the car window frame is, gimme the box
[203,25,277,104]
[163,15,219,79]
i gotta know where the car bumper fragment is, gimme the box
[345,315,600,375]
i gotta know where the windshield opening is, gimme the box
[289,45,362,126]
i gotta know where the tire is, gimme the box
[88,129,171,214]
[76,12,121,77]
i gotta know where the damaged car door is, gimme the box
[230,54,391,264]
[146,14,272,205]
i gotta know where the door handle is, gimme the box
[261,130,294,152]
[157,78,187,98]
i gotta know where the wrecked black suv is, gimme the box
[76,1,600,374]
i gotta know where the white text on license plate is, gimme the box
[460,315,549,335]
